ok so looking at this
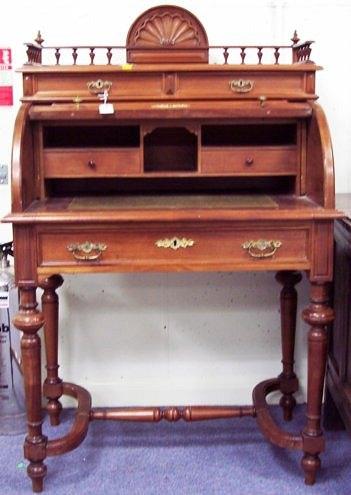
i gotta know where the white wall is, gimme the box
[0,0,350,406]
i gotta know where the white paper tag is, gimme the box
[0,291,9,309]
[98,88,114,114]
[99,103,115,115]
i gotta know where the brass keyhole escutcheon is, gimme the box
[155,237,195,251]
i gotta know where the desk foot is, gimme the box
[27,462,47,493]
[301,453,321,485]
[276,271,301,422]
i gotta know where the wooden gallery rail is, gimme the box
[3,5,341,493]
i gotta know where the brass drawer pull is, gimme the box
[87,79,112,94]
[245,157,254,166]
[67,241,107,261]
[155,237,195,251]
[88,160,96,169]
[242,239,282,258]
[229,79,254,93]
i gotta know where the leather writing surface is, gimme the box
[68,194,278,210]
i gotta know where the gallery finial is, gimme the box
[291,30,300,45]
[35,31,44,45]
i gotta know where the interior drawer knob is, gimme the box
[245,157,254,166]
[67,241,107,261]
[242,239,282,258]
[87,160,96,169]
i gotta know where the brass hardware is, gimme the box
[259,95,267,107]
[150,103,189,109]
[87,79,112,94]
[155,237,195,251]
[87,160,96,169]
[242,239,282,258]
[67,241,107,261]
[229,79,254,93]
[73,96,82,109]
[245,157,254,166]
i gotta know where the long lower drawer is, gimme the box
[37,223,310,273]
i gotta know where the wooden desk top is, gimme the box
[4,194,341,224]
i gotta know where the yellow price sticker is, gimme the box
[121,64,133,71]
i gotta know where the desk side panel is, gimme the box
[306,103,335,209]
[11,103,38,212]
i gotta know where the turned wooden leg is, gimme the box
[301,282,333,485]
[13,286,47,493]
[40,275,64,426]
[276,271,302,421]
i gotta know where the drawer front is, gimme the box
[44,149,141,178]
[201,147,297,175]
[178,71,309,99]
[37,225,310,272]
[34,70,312,101]
[36,72,164,100]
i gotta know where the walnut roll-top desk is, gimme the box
[3,5,341,492]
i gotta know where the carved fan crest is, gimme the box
[126,5,209,63]
[134,13,201,47]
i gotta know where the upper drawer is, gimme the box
[28,68,316,101]
[177,71,311,100]
[43,149,141,178]
[201,146,297,175]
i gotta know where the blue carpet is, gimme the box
[0,405,350,495]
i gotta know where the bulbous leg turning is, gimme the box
[14,286,47,492]
[301,282,333,485]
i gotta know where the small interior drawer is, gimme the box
[43,148,141,178]
[201,146,297,175]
